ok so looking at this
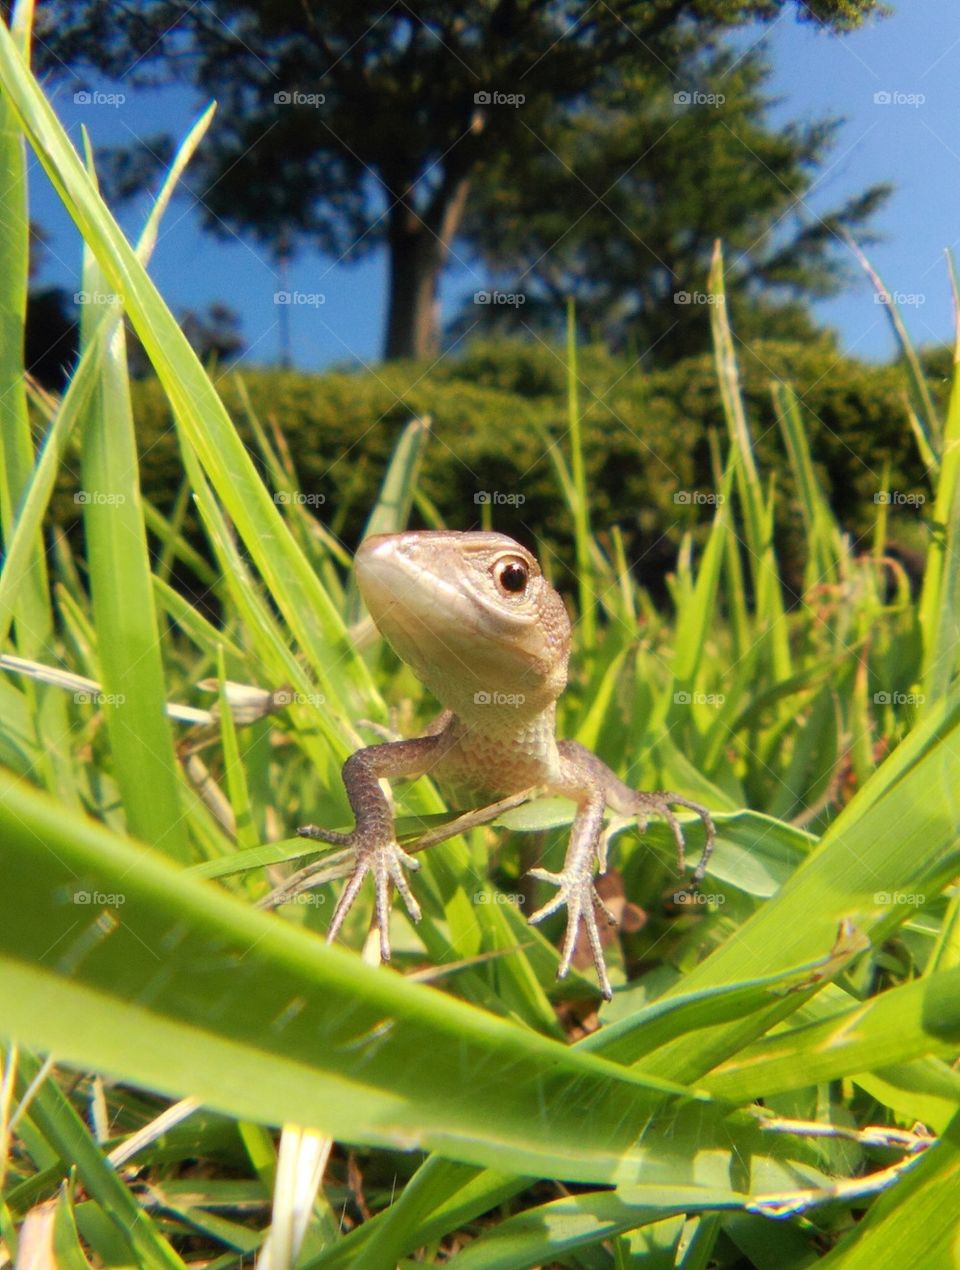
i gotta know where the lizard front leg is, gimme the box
[527,791,616,1000]
[559,740,716,885]
[297,734,446,960]
[529,743,717,999]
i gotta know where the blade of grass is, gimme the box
[565,297,596,648]
[0,29,375,712]
[76,137,188,858]
[0,0,74,802]
[633,691,960,1086]
[15,1052,183,1269]
[772,382,842,588]
[0,103,215,651]
[0,769,705,1188]
[708,243,790,681]
[704,965,960,1100]
[919,250,960,706]
[844,231,940,458]
[216,646,259,851]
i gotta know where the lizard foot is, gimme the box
[528,867,616,1000]
[299,825,422,962]
[633,792,716,888]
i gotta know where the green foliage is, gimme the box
[46,334,929,608]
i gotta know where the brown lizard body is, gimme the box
[298,530,715,998]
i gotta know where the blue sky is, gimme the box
[28,0,958,371]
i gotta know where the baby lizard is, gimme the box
[298,530,715,998]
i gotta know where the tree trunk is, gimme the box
[383,172,471,361]
[384,218,442,361]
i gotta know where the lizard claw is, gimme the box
[325,839,421,962]
[528,867,615,1000]
[634,792,716,888]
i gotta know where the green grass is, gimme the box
[1,9,960,1267]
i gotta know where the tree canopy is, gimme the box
[34,0,887,359]
[456,47,889,359]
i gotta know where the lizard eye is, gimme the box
[496,558,529,594]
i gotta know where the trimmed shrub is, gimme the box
[49,337,931,599]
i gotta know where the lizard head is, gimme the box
[355,531,571,719]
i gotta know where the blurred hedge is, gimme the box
[51,336,931,600]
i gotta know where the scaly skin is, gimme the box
[298,530,715,998]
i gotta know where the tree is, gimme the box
[36,1,884,361]
[455,48,889,360]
